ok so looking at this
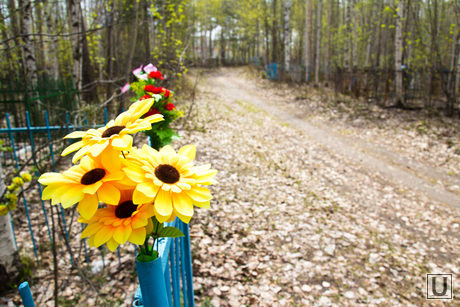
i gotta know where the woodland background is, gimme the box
[0,0,459,114]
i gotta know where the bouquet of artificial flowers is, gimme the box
[122,63,183,150]
[38,97,217,260]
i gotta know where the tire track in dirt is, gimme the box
[208,69,460,209]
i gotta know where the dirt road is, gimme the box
[181,67,460,306]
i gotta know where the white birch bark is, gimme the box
[395,0,404,104]
[21,0,38,86]
[0,163,20,289]
[315,0,322,83]
[344,0,351,71]
[69,0,82,90]
[304,0,310,82]
[283,0,293,73]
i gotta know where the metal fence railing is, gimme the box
[3,109,194,306]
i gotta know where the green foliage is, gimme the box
[126,65,183,150]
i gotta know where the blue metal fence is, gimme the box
[3,109,194,306]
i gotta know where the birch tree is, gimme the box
[304,0,311,82]
[315,0,322,83]
[395,0,405,105]
[21,0,38,86]
[0,164,21,293]
[69,0,82,90]
[283,0,293,73]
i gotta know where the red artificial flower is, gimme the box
[144,85,154,92]
[152,87,162,94]
[144,108,160,117]
[162,88,170,97]
[139,94,151,101]
[165,103,175,111]
[149,71,164,80]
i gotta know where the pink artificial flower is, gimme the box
[133,64,143,76]
[137,74,148,81]
[121,83,131,93]
[143,63,157,74]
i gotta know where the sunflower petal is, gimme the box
[124,166,145,182]
[72,145,92,163]
[60,186,85,208]
[129,227,146,245]
[81,181,103,194]
[62,141,85,156]
[106,238,119,252]
[184,186,212,202]
[64,131,87,139]
[111,134,133,151]
[154,189,173,222]
[172,193,193,223]
[94,225,116,247]
[113,224,131,244]
[89,142,109,157]
[81,222,103,238]
[137,182,160,198]
[97,184,121,205]
[77,194,99,219]
[133,188,155,204]
[178,145,196,162]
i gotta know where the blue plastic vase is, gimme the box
[135,257,169,307]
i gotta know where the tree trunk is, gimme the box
[45,0,59,78]
[0,164,22,293]
[21,0,38,86]
[34,1,45,72]
[283,0,293,76]
[209,24,213,58]
[7,0,23,75]
[143,0,152,61]
[352,0,358,69]
[125,0,139,76]
[271,0,278,63]
[304,0,311,82]
[69,0,82,90]
[0,6,13,76]
[395,0,405,105]
[81,13,97,103]
[315,0,322,83]
[325,0,333,82]
[344,0,351,72]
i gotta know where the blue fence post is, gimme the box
[182,222,195,307]
[19,282,35,307]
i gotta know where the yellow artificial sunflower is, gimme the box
[62,98,164,163]
[38,151,125,219]
[79,189,155,252]
[123,144,217,223]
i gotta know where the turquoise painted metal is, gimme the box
[133,219,195,307]
[18,282,35,307]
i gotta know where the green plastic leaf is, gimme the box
[137,255,157,262]
[158,226,185,238]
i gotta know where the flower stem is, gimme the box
[144,238,150,256]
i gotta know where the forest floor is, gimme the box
[2,66,460,307]
[182,67,460,306]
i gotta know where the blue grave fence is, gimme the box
[2,109,194,306]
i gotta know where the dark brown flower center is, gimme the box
[80,168,106,185]
[115,200,138,219]
[102,125,125,138]
[155,164,180,184]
